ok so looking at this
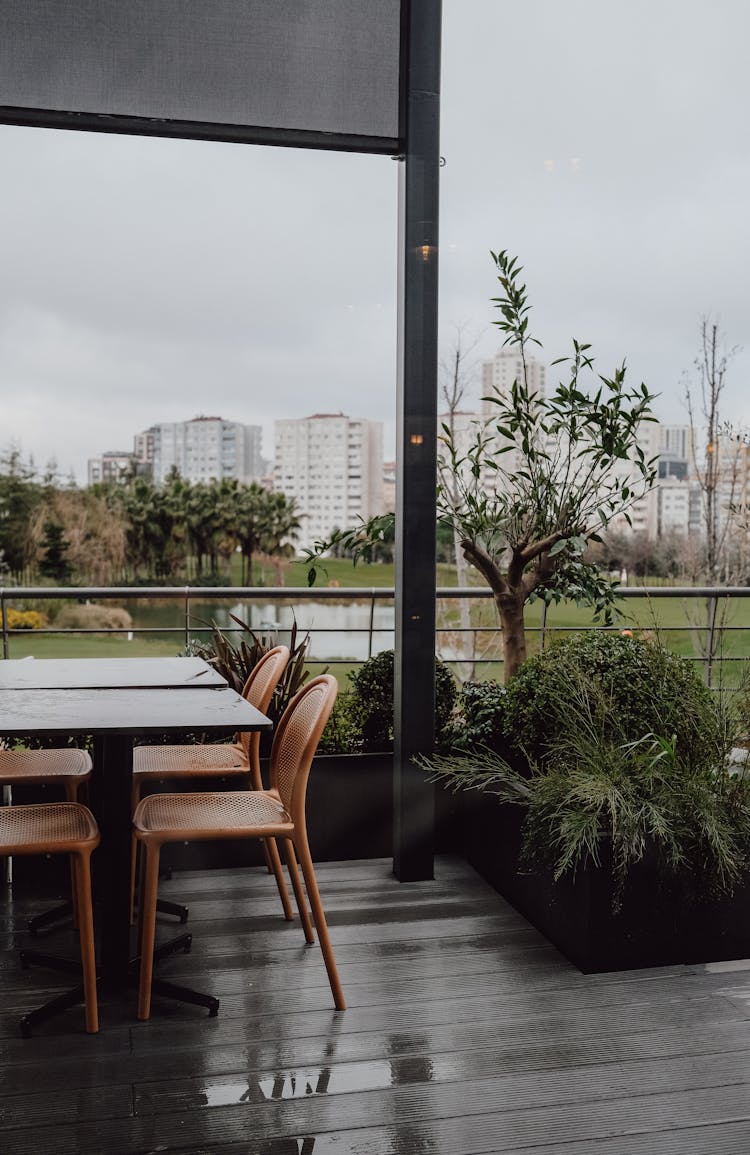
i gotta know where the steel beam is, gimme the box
[393,0,442,881]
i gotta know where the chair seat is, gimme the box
[134,790,291,838]
[0,802,100,855]
[0,748,92,784]
[133,743,246,777]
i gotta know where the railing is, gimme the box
[2,584,750,687]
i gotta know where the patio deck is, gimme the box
[3,856,750,1154]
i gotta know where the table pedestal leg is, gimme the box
[93,734,135,988]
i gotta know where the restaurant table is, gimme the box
[0,657,272,1026]
[0,655,227,690]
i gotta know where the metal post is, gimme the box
[185,586,191,653]
[1,590,8,659]
[540,601,548,651]
[367,593,376,660]
[393,0,442,882]
[704,594,718,688]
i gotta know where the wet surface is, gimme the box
[141,1053,437,1111]
[4,858,750,1154]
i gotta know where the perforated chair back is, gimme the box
[269,675,338,817]
[236,645,290,769]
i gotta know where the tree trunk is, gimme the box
[496,594,527,683]
[453,525,475,679]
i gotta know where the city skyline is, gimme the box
[2,0,749,483]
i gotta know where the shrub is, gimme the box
[347,649,458,753]
[442,679,506,754]
[421,632,750,903]
[316,691,361,755]
[0,608,48,630]
[502,631,726,772]
[55,604,132,630]
[422,658,750,904]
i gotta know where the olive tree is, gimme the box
[439,250,658,679]
[306,250,658,682]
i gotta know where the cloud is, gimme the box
[1,0,749,477]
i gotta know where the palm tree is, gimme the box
[235,485,300,585]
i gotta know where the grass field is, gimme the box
[248,556,459,588]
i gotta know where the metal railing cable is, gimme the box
[2,584,750,686]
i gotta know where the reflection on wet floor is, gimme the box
[251,1125,441,1155]
[254,1139,318,1155]
[199,1052,437,1107]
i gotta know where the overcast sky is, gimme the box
[1,0,749,482]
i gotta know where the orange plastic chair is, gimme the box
[132,646,290,805]
[130,646,292,921]
[0,802,100,1034]
[133,674,344,1020]
[0,747,92,804]
[0,747,92,933]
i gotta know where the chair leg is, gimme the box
[293,831,345,1011]
[66,780,82,930]
[72,850,99,1033]
[69,858,80,930]
[260,837,275,875]
[265,837,294,921]
[282,838,314,943]
[137,840,162,1021]
[129,832,139,925]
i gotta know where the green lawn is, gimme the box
[239,556,460,589]
[4,634,182,660]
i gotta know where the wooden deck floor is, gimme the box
[3,856,750,1153]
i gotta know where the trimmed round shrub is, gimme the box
[316,691,362,756]
[443,679,506,754]
[503,631,725,770]
[347,649,458,753]
[56,604,132,630]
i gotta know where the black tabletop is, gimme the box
[0,656,226,690]
[0,685,271,737]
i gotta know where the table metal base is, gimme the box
[17,929,220,1035]
[27,899,73,936]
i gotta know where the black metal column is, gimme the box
[393,0,442,881]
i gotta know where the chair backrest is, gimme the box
[269,675,338,818]
[237,645,290,766]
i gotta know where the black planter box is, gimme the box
[463,793,750,973]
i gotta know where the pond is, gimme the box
[128,598,396,662]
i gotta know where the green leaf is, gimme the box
[548,538,568,557]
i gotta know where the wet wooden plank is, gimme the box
[3,857,750,1155]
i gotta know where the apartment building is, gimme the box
[87,450,139,486]
[274,414,384,553]
[481,347,545,404]
[141,416,264,485]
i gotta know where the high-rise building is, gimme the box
[477,349,548,488]
[274,414,384,553]
[480,347,545,410]
[87,450,138,486]
[381,460,396,514]
[142,417,264,486]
